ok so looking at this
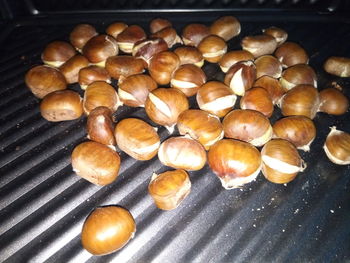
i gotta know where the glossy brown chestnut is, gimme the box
[323,127,350,165]
[82,35,118,66]
[210,16,241,41]
[42,41,76,67]
[59,54,89,84]
[148,51,180,85]
[132,38,168,64]
[280,64,317,91]
[149,18,172,34]
[254,55,282,79]
[318,87,349,115]
[151,27,183,48]
[174,46,204,67]
[181,23,210,47]
[241,35,277,58]
[40,90,83,122]
[219,50,254,73]
[78,65,111,90]
[116,25,146,53]
[240,87,274,117]
[105,56,145,80]
[323,56,350,77]
[263,26,288,46]
[25,65,67,98]
[274,42,308,68]
[69,24,98,51]
[198,35,227,63]
[253,75,285,105]
[87,106,116,146]
[106,22,128,39]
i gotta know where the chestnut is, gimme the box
[116,25,146,54]
[240,87,274,117]
[158,136,207,171]
[181,23,210,47]
[196,81,237,118]
[40,90,83,122]
[210,16,241,41]
[318,87,349,115]
[115,118,160,161]
[279,84,320,119]
[174,46,204,67]
[280,64,317,91]
[41,41,76,67]
[145,88,189,132]
[83,81,121,115]
[219,50,254,73]
[323,56,350,77]
[87,106,116,146]
[274,42,308,68]
[253,75,285,105]
[224,60,256,96]
[263,26,288,46]
[241,35,277,58]
[254,55,282,79]
[72,141,121,185]
[148,169,191,210]
[132,38,168,64]
[148,51,180,85]
[78,65,111,90]
[170,64,207,97]
[25,65,67,98]
[82,34,118,66]
[105,55,145,80]
[323,127,350,165]
[106,22,128,39]
[223,109,272,147]
[81,206,135,255]
[177,109,224,150]
[198,35,227,63]
[118,74,157,107]
[59,54,89,84]
[151,27,183,48]
[208,139,262,189]
[150,18,172,34]
[69,24,98,51]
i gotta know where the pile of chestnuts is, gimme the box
[25,16,350,256]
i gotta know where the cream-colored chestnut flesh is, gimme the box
[323,127,350,165]
[323,56,350,77]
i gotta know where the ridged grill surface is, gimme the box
[0,13,349,263]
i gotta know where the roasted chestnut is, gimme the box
[196,81,236,118]
[70,24,98,51]
[254,55,282,79]
[59,54,89,84]
[149,18,172,34]
[253,75,285,105]
[210,16,241,41]
[82,35,118,66]
[318,87,349,115]
[170,64,207,97]
[149,169,191,210]
[182,23,210,47]
[198,35,227,63]
[40,90,83,122]
[280,64,317,91]
[274,42,308,68]
[78,65,111,90]
[263,26,288,46]
[241,35,277,58]
[151,27,183,48]
[208,139,262,189]
[115,118,160,161]
[42,41,76,67]
[116,25,146,53]
[72,141,121,185]
[132,38,168,64]
[323,56,350,77]
[219,50,254,73]
[81,206,136,255]
[174,46,204,67]
[105,55,145,80]
[240,87,274,117]
[323,127,350,165]
[25,65,67,98]
[106,22,128,39]
[148,51,180,85]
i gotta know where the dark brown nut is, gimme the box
[41,41,76,67]
[118,74,157,107]
[59,55,89,84]
[145,88,189,132]
[83,81,121,115]
[40,90,83,122]
[82,35,118,66]
[240,87,274,117]
[262,26,288,46]
[274,42,308,68]
[116,25,146,53]
[254,55,282,79]
[115,118,160,161]
[78,65,111,90]
[198,35,227,63]
[71,141,120,186]
[210,16,241,41]
[222,109,273,147]
[253,75,285,105]
[149,18,172,34]
[323,56,350,77]
[69,24,98,51]
[149,169,191,210]
[241,35,277,58]
[87,106,116,146]
[106,22,128,39]
[177,109,224,150]
[151,27,183,48]
[170,64,207,97]
[148,51,180,85]
[280,64,317,91]
[132,38,168,64]
[196,81,237,118]
[224,60,256,96]
[174,46,204,67]
[318,88,349,115]
[219,50,254,73]
[105,56,145,80]
[279,84,320,119]
[25,65,67,98]
[182,23,210,47]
